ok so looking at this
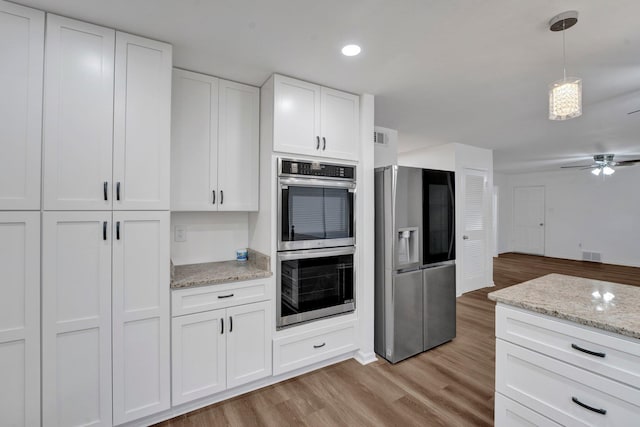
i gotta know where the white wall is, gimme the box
[496,166,640,267]
[398,143,456,171]
[494,172,511,254]
[373,126,398,168]
[171,212,249,265]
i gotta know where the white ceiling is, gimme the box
[18,0,640,172]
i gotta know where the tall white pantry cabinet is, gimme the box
[0,1,172,425]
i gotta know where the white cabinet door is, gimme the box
[172,310,226,405]
[0,212,40,426]
[320,87,359,161]
[112,211,170,424]
[113,32,172,211]
[273,74,321,157]
[218,80,260,211]
[171,69,219,211]
[0,3,44,210]
[43,15,114,211]
[42,212,112,427]
[226,301,271,388]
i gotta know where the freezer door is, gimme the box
[423,263,456,350]
[390,269,423,363]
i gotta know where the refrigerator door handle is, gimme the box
[447,173,455,259]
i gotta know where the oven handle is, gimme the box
[279,176,356,190]
[277,246,355,261]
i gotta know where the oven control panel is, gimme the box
[280,159,355,180]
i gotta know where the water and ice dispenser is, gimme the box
[396,227,419,266]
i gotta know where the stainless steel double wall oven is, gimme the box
[277,158,356,328]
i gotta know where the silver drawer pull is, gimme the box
[217,294,234,299]
[572,397,606,415]
[571,343,605,358]
[313,343,326,349]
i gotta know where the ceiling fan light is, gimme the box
[591,167,601,176]
[602,165,615,175]
[549,77,582,120]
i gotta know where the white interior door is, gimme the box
[112,211,170,424]
[0,212,40,426]
[460,168,489,294]
[113,32,172,210]
[217,79,260,211]
[513,186,545,255]
[43,15,114,210]
[0,3,44,210]
[42,211,112,427]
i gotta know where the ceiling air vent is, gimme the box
[373,131,387,145]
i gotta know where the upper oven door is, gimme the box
[278,177,355,250]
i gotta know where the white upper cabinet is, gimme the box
[218,80,260,211]
[112,211,170,424]
[273,75,321,157]
[113,32,172,210]
[171,69,219,210]
[43,17,171,211]
[0,212,40,426]
[43,15,115,211]
[42,211,113,427]
[320,87,360,160]
[0,2,44,210]
[272,74,359,161]
[171,69,259,211]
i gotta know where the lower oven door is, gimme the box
[277,246,355,329]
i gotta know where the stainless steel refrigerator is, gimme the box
[374,165,456,363]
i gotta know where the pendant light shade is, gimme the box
[548,11,581,121]
[549,77,582,120]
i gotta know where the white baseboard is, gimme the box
[354,350,377,365]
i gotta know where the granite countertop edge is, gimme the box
[171,269,273,290]
[489,294,640,340]
[488,274,640,341]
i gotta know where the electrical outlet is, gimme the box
[174,226,186,242]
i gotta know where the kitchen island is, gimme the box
[488,273,640,426]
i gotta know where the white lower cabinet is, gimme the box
[112,211,170,424]
[43,211,170,426]
[273,320,358,376]
[495,305,640,427]
[171,296,271,406]
[42,212,113,427]
[0,212,40,426]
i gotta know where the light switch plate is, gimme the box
[174,226,186,242]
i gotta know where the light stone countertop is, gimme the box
[171,249,271,289]
[488,273,640,340]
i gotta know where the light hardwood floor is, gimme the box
[156,254,640,427]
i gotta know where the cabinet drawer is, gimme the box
[496,305,640,389]
[273,321,357,375]
[495,393,560,427]
[496,339,640,426]
[172,279,269,316]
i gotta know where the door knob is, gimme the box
[539,223,544,226]
[463,235,469,240]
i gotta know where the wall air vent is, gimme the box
[582,251,602,263]
[373,131,387,145]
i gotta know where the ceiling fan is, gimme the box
[561,154,640,176]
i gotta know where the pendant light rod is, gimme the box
[548,10,582,121]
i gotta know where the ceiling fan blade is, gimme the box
[561,164,595,169]
[614,159,640,166]
[580,166,598,170]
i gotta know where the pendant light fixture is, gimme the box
[548,11,582,121]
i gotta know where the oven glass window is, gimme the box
[281,186,354,242]
[280,254,354,318]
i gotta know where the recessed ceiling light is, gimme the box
[341,44,361,56]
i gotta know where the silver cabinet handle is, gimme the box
[463,235,469,240]
[229,316,233,333]
[313,343,326,349]
[316,136,320,150]
[220,318,224,335]
[103,182,108,201]
[116,182,121,201]
[212,190,216,204]
[322,137,326,150]
[572,397,606,415]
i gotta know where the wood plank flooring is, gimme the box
[156,254,640,427]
